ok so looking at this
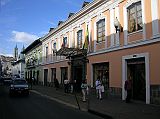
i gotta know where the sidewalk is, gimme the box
[31,85,160,119]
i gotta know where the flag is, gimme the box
[83,25,89,49]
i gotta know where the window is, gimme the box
[97,19,105,43]
[46,46,48,58]
[52,42,56,56]
[62,37,67,47]
[77,30,83,48]
[128,1,142,33]
[53,42,56,49]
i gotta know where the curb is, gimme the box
[31,90,87,111]
[31,90,113,118]
[88,109,113,119]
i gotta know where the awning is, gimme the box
[56,47,87,57]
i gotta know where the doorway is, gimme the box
[44,69,48,86]
[122,53,150,104]
[73,66,83,92]
[51,68,56,83]
[93,62,109,90]
[127,57,146,101]
[61,67,68,85]
[37,70,39,84]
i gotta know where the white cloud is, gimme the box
[0,0,10,6]
[0,48,12,57]
[39,31,48,36]
[11,31,39,44]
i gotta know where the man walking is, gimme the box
[124,76,132,103]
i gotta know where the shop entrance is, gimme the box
[127,57,146,102]
[51,68,56,84]
[44,69,48,86]
[93,62,109,90]
[74,66,83,92]
[36,70,39,84]
[73,66,83,92]
[61,67,68,85]
[71,56,86,92]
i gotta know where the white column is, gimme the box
[69,29,73,48]
[75,29,77,48]
[105,17,108,49]
[145,53,150,104]
[94,22,97,52]
[42,46,45,64]
[88,20,91,52]
[141,0,146,40]
[115,6,120,46]
[122,57,127,100]
[91,64,93,87]
[123,6,128,45]
[151,0,159,37]
[72,30,75,47]
[110,8,115,47]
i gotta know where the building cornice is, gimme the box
[41,0,125,42]
[41,0,108,41]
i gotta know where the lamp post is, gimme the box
[114,17,120,33]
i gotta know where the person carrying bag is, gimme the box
[95,76,102,100]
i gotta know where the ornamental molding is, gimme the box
[124,0,141,8]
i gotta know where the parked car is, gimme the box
[3,77,12,86]
[9,79,29,96]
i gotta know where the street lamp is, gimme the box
[114,17,121,33]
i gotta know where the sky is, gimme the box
[0,0,92,57]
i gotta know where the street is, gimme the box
[0,86,103,119]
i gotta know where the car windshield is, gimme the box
[13,80,27,85]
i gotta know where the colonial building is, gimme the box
[0,55,15,76]
[22,38,42,85]
[11,46,25,78]
[41,0,160,104]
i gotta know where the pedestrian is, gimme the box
[81,79,87,102]
[124,76,132,103]
[64,78,69,93]
[54,77,59,90]
[95,76,102,100]
[30,77,34,89]
[69,79,74,93]
[32,77,35,85]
